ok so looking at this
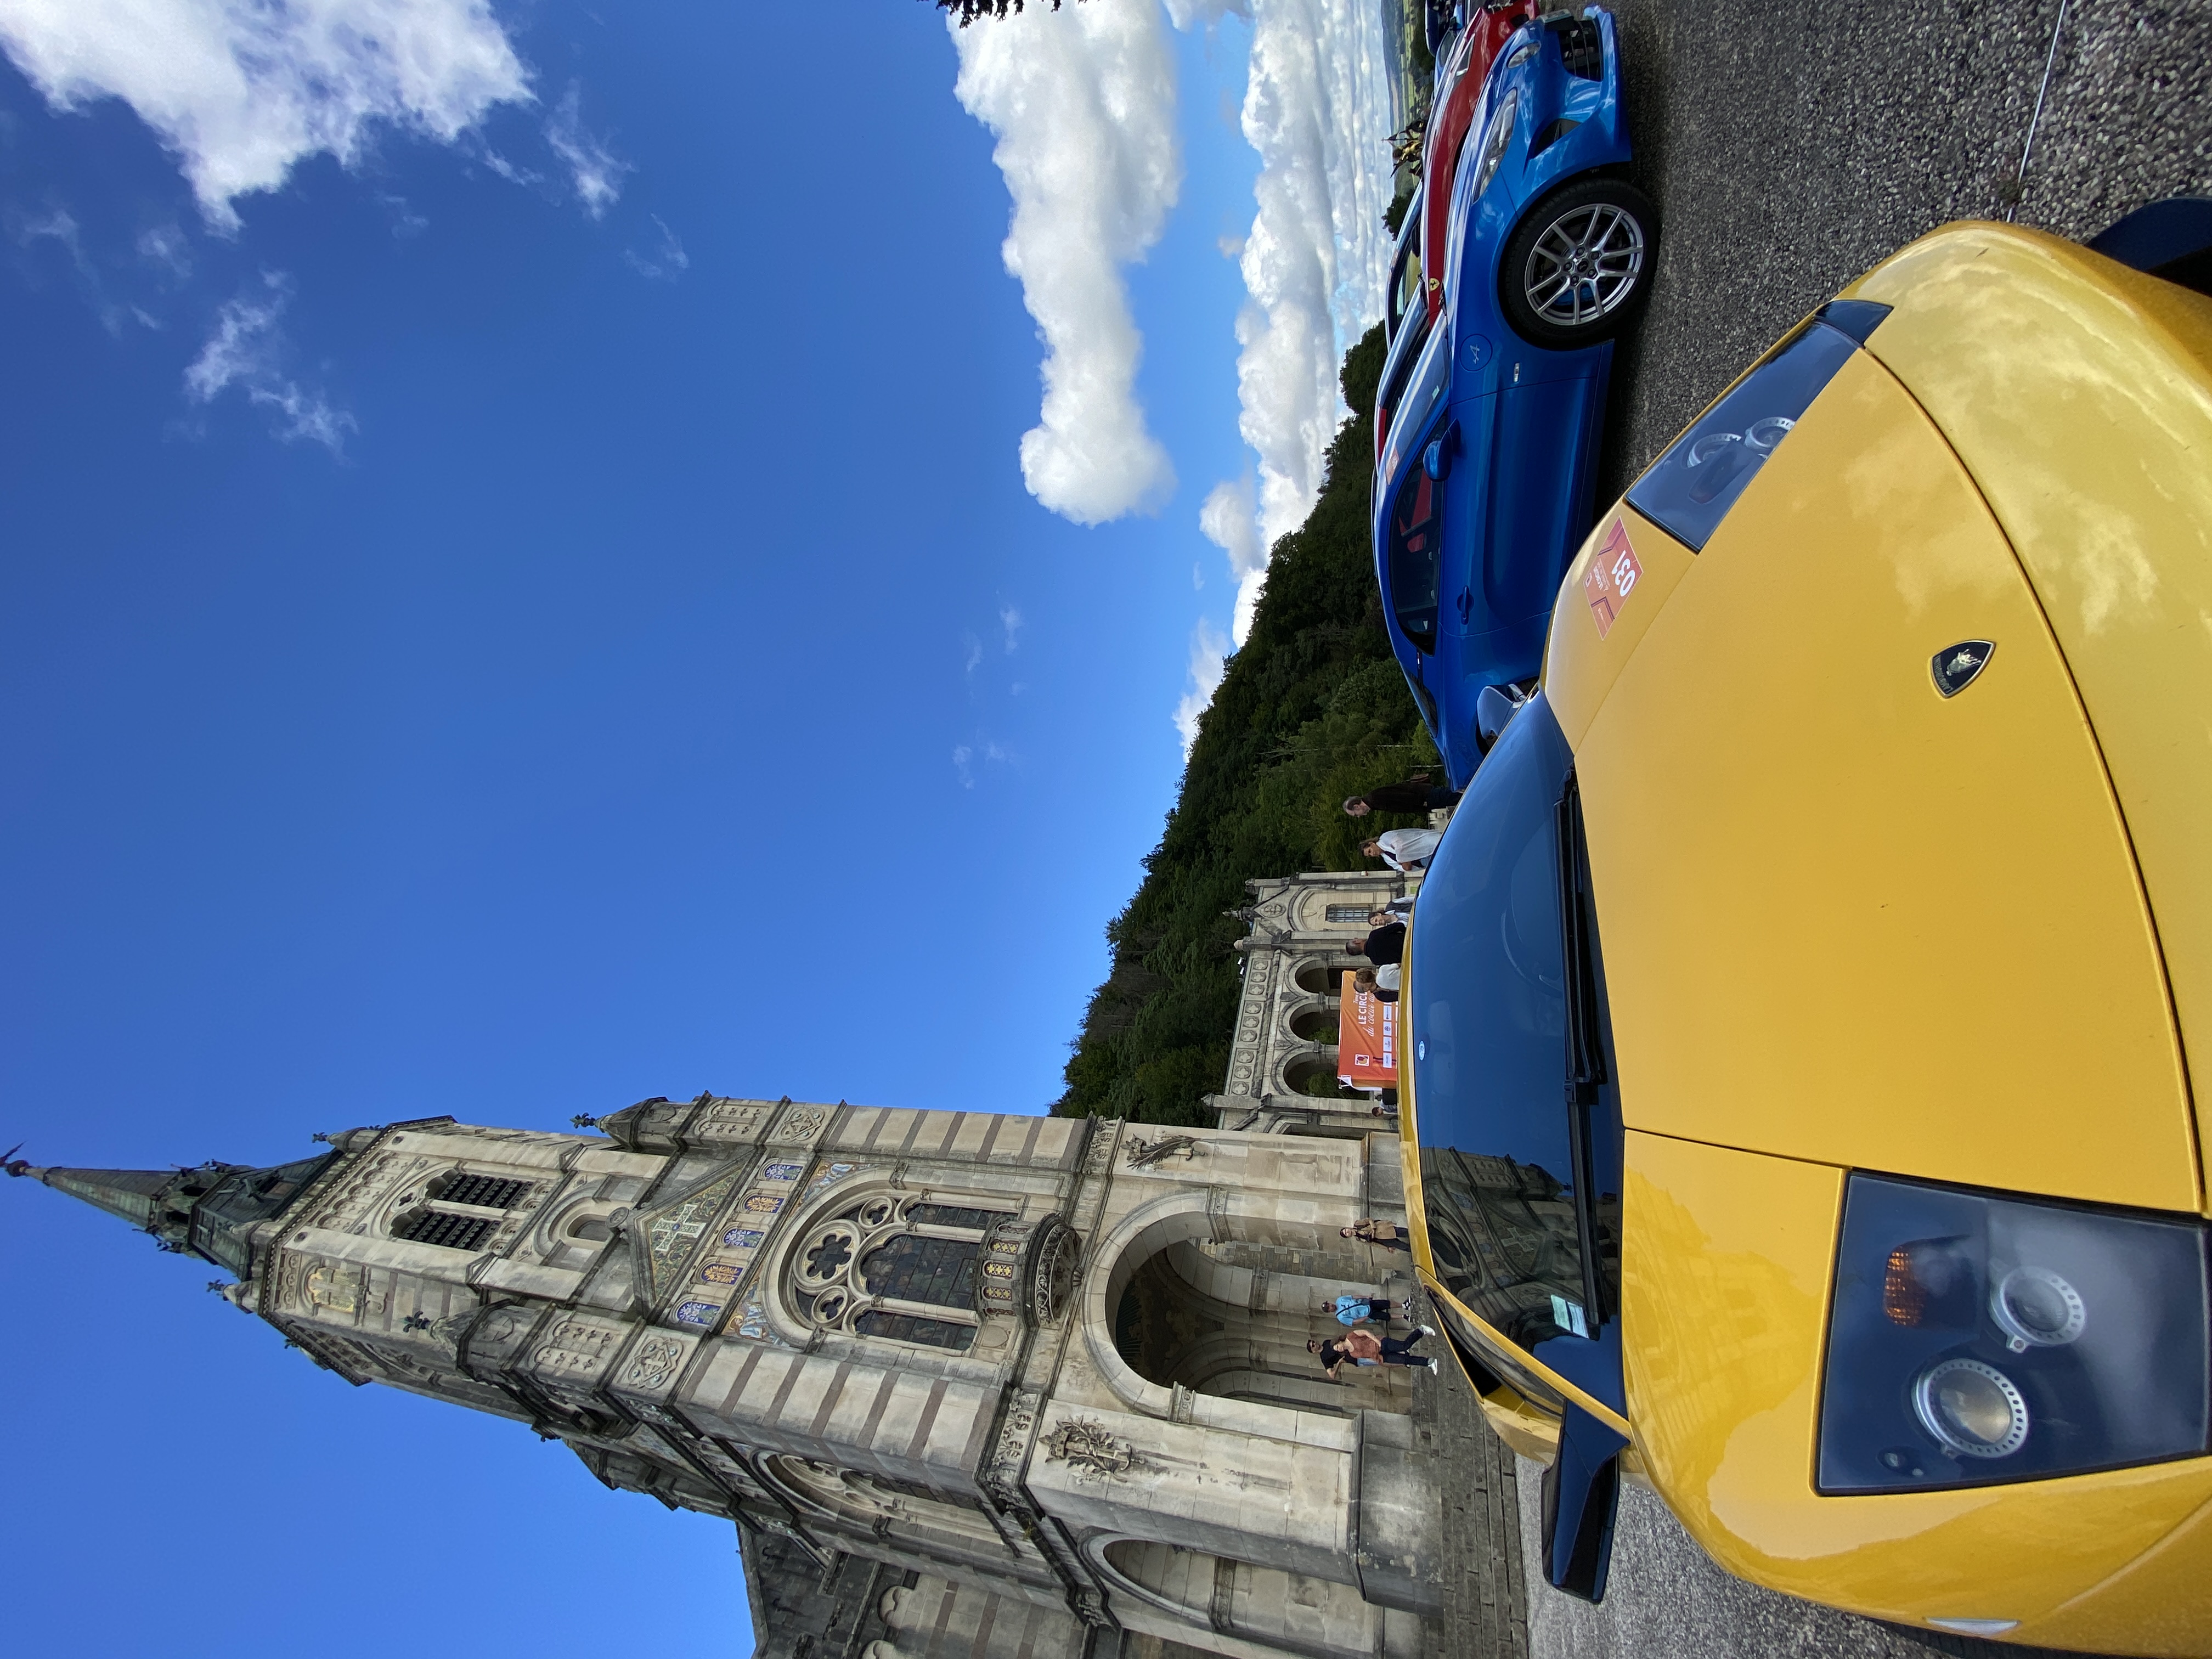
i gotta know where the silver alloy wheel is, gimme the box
[1522,202,1646,328]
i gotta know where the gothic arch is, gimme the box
[1084,1536,1381,1659]
[761,1455,1005,1551]
[531,1192,624,1266]
[1291,957,1356,996]
[1080,1186,1363,1422]
[1279,1052,1345,1099]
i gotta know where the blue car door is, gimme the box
[1441,363,1608,753]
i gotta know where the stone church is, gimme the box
[8,871,1460,1659]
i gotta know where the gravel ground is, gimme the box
[1487,4,2210,1656]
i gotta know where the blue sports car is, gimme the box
[1374,6,1655,788]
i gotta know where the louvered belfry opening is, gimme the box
[396,1210,496,1251]
[442,1173,530,1210]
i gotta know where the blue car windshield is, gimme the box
[1626,318,1860,550]
[1409,693,1623,1404]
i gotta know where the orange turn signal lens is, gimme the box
[1883,1247,1926,1326]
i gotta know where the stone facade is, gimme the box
[9,878,1463,1659]
[1212,868,1417,1138]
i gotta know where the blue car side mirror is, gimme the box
[1474,681,1527,754]
[1423,420,1459,481]
[1542,1401,1628,1604]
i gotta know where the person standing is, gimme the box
[1341,1219,1410,1252]
[1342,775,1461,817]
[1351,922,1406,967]
[1362,827,1441,873]
[1353,966,1398,1006]
[1310,1325,1438,1376]
[1331,1294,1408,1325]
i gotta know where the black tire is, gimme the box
[1499,176,1659,349]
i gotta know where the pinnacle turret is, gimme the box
[5,1149,335,1276]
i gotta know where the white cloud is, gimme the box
[952,738,1013,789]
[1208,0,1393,589]
[623,213,687,281]
[15,204,155,334]
[1000,603,1023,652]
[0,0,533,232]
[1199,473,1273,642]
[1162,0,1249,26]
[184,273,353,450]
[951,0,1180,525]
[136,223,191,278]
[1172,617,1231,757]
[545,80,625,219]
[961,630,984,674]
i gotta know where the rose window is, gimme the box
[785,1193,1014,1351]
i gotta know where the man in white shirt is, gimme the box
[1361,826,1440,873]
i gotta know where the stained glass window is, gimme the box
[856,1311,975,1352]
[860,1233,981,1310]
[906,1204,1010,1231]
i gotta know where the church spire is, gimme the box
[4,1147,335,1273]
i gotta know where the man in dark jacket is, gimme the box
[1351,922,1406,966]
[1343,772,1461,817]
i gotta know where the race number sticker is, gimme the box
[1583,518,1643,640]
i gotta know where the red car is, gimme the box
[1380,4,1531,461]
[1420,6,1530,326]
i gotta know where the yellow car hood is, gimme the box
[1847,225,2212,1205]
[1548,305,2198,1212]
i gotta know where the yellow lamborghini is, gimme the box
[1400,207,2212,1655]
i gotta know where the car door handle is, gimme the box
[1456,589,1474,622]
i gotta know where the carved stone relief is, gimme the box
[304,1263,364,1318]
[1042,1419,1150,1481]
[531,1314,625,1381]
[619,1331,692,1391]
[768,1106,828,1144]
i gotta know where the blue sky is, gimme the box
[0,3,1389,1652]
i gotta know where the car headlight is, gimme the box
[1818,1173,2210,1492]
[1467,91,1519,202]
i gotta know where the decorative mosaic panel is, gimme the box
[650,1150,823,1335]
[733,1285,792,1348]
[804,1160,857,1198]
[635,1167,748,1303]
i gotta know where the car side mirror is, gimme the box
[1474,681,1526,754]
[1541,1401,1628,1604]
[1423,420,1459,481]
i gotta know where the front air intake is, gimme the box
[1555,19,1602,78]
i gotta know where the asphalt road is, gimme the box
[1596,0,2212,503]
[1497,2,2210,1656]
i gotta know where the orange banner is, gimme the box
[1337,970,1397,1087]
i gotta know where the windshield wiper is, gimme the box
[1556,772,1608,1105]
[1555,770,1611,1323]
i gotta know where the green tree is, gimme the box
[932,0,1076,22]
[1054,324,1437,1123]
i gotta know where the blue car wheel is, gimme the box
[1500,176,1658,349]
